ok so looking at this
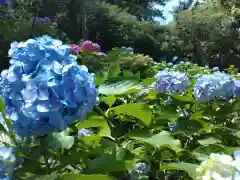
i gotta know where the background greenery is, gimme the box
[1,0,239,70]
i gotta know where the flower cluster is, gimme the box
[69,41,105,55]
[194,72,235,102]
[121,46,134,52]
[33,17,57,26]
[0,146,15,179]
[0,35,98,137]
[78,128,93,137]
[81,41,101,52]
[153,70,189,94]
[69,44,81,54]
[129,162,150,180]
[196,152,240,180]
[0,0,8,5]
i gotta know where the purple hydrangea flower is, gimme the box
[0,0,9,5]
[69,44,81,54]
[153,70,189,94]
[51,22,58,26]
[43,17,51,23]
[194,72,235,102]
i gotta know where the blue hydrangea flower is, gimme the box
[212,67,219,72]
[194,72,235,102]
[168,62,173,66]
[0,146,15,179]
[234,79,240,97]
[0,0,8,5]
[0,36,98,137]
[129,162,149,179]
[153,70,189,94]
[78,128,93,137]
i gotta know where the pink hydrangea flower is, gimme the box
[69,44,81,54]
[81,40,101,52]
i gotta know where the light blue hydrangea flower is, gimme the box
[121,46,134,52]
[129,162,150,180]
[0,146,15,179]
[168,62,173,66]
[153,70,189,94]
[233,79,240,97]
[0,35,98,137]
[212,67,220,72]
[194,72,235,102]
[78,128,93,137]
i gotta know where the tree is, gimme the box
[105,0,170,21]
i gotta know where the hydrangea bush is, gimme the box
[1,36,240,179]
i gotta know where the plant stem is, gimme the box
[93,104,114,130]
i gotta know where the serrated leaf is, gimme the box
[129,131,181,151]
[77,114,111,138]
[198,137,221,146]
[41,131,74,149]
[111,103,152,126]
[61,174,115,180]
[161,162,199,179]
[98,77,143,95]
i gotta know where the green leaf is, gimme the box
[41,132,74,149]
[161,162,199,179]
[198,137,221,146]
[142,78,157,85]
[98,77,143,95]
[25,174,60,180]
[123,70,134,77]
[77,114,111,138]
[129,131,181,151]
[189,111,204,120]
[100,95,116,108]
[61,174,115,180]
[111,103,152,126]
[171,95,195,104]
[0,99,6,117]
[0,132,14,147]
[87,147,135,173]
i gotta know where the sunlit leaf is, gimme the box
[98,77,143,95]
[111,103,152,125]
[41,131,74,149]
[100,95,116,108]
[77,114,111,138]
[161,162,199,179]
[129,131,181,151]
[61,174,115,180]
[198,137,221,146]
